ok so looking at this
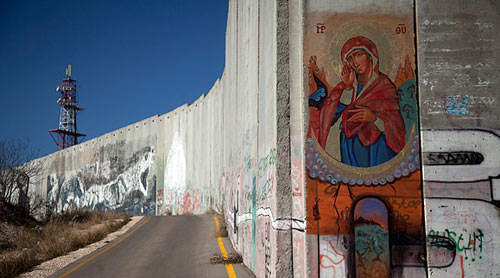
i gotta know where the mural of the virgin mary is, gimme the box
[309,36,406,168]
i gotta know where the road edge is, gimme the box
[19,216,144,278]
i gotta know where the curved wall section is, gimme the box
[27,0,500,277]
[28,1,301,276]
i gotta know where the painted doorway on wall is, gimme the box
[354,197,390,278]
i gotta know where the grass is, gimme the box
[0,209,130,278]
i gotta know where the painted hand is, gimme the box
[340,63,354,90]
[347,105,376,123]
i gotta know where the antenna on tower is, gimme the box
[49,65,85,151]
[66,64,72,78]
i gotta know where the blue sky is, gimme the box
[0,0,228,158]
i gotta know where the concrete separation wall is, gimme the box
[28,0,500,277]
[417,0,500,276]
[31,116,158,216]
[29,0,301,275]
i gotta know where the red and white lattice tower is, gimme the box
[49,65,85,150]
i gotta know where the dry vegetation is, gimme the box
[209,252,243,264]
[209,211,243,265]
[0,203,130,278]
[213,213,229,238]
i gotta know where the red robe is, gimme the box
[318,74,405,154]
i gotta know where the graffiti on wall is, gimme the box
[319,239,346,277]
[304,3,425,277]
[428,229,484,262]
[223,141,308,277]
[46,144,156,215]
[421,129,500,277]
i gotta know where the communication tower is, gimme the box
[49,65,85,150]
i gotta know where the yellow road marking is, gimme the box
[59,216,152,278]
[213,215,237,278]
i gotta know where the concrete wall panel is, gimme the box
[303,0,424,277]
[37,116,158,215]
[27,0,500,277]
[417,0,500,277]
[417,0,500,130]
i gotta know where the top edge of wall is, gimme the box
[37,115,161,161]
[306,0,413,14]
[33,0,232,163]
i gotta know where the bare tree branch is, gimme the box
[0,139,42,214]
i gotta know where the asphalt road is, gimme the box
[51,215,254,278]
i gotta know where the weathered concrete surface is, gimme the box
[27,0,500,277]
[417,0,500,276]
[32,116,158,215]
[418,0,500,130]
[289,1,308,277]
[29,0,300,276]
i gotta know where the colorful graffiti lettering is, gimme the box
[258,148,277,173]
[428,229,484,261]
[179,189,201,214]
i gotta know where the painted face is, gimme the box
[346,49,372,77]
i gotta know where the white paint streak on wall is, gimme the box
[229,206,305,232]
[164,132,186,194]
[85,148,154,209]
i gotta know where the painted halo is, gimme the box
[328,22,398,81]
[306,23,419,186]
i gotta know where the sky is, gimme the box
[0,0,228,159]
